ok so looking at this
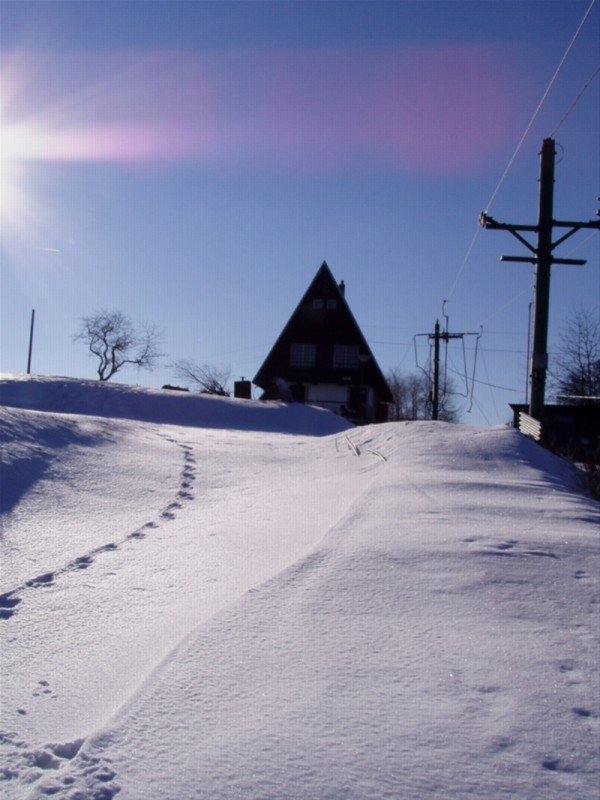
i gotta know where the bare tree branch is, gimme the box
[552,306,600,400]
[75,310,161,381]
[387,368,459,422]
[171,360,231,396]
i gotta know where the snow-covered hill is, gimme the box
[1,376,598,800]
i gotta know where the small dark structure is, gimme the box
[510,401,599,461]
[234,379,252,400]
[253,262,393,424]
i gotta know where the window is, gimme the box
[290,343,316,367]
[333,345,359,369]
[312,298,323,309]
[326,299,337,309]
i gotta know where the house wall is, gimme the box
[306,384,348,404]
[306,383,375,420]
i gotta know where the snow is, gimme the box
[1,375,598,799]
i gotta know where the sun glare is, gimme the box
[0,151,26,233]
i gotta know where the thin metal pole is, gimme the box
[27,309,35,374]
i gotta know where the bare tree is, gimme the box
[387,368,459,422]
[75,310,161,381]
[552,306,600,400]
[172,360,231,396]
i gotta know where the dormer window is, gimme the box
[312,298,323,309]
[326,299,337,309]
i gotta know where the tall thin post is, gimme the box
[432,319,440,421]
[27,309,35,374]
[479,138,599,428]
[525,301,533,405]
[529,138,555,422]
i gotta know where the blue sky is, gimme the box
[1,0,598,425]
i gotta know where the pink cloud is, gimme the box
[1,45,533,174]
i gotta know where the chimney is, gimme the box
[338,280,345,297]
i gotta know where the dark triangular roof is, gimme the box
[253,261,393,402]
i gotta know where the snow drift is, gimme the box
[0,375,598,800]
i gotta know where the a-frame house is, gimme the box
[253,262,393,423]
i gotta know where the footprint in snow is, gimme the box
[572,707,597,718]
[523,549,559,559]
[32,679,55,698]
[94,542,118,554]
[542,757,575,773]
[2,438,195,621]
[0,593,21,620]
[67,555,94,570]
[25,572,55,588]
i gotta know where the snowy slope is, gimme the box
[1,376,598,800]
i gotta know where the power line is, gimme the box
[444,0,597,305]
[470,395,493,425]
[479,286,533,325]
[445,364,521,393]
[565,229,599,256]
[550,63,600,137]
[445,226,480,303]
[479,348,500,421]
[484,0,598,214]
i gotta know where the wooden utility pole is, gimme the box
[432,320,440,420]
[480,138,599,424]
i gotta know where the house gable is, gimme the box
[253,262,393,416]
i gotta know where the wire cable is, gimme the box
[550,63,600,137]
[471,395,493,426]
[445,363,521,393]
[484,0,597,214]
[444,1,596,309]
[445,226,480,303]
[479,286,533,326]
[479,348,501,421]
[565,230,599,256]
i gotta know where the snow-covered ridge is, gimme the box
[1,376,598,799]
[0,374,351,435]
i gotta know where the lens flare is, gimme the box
[0,143,27,234]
